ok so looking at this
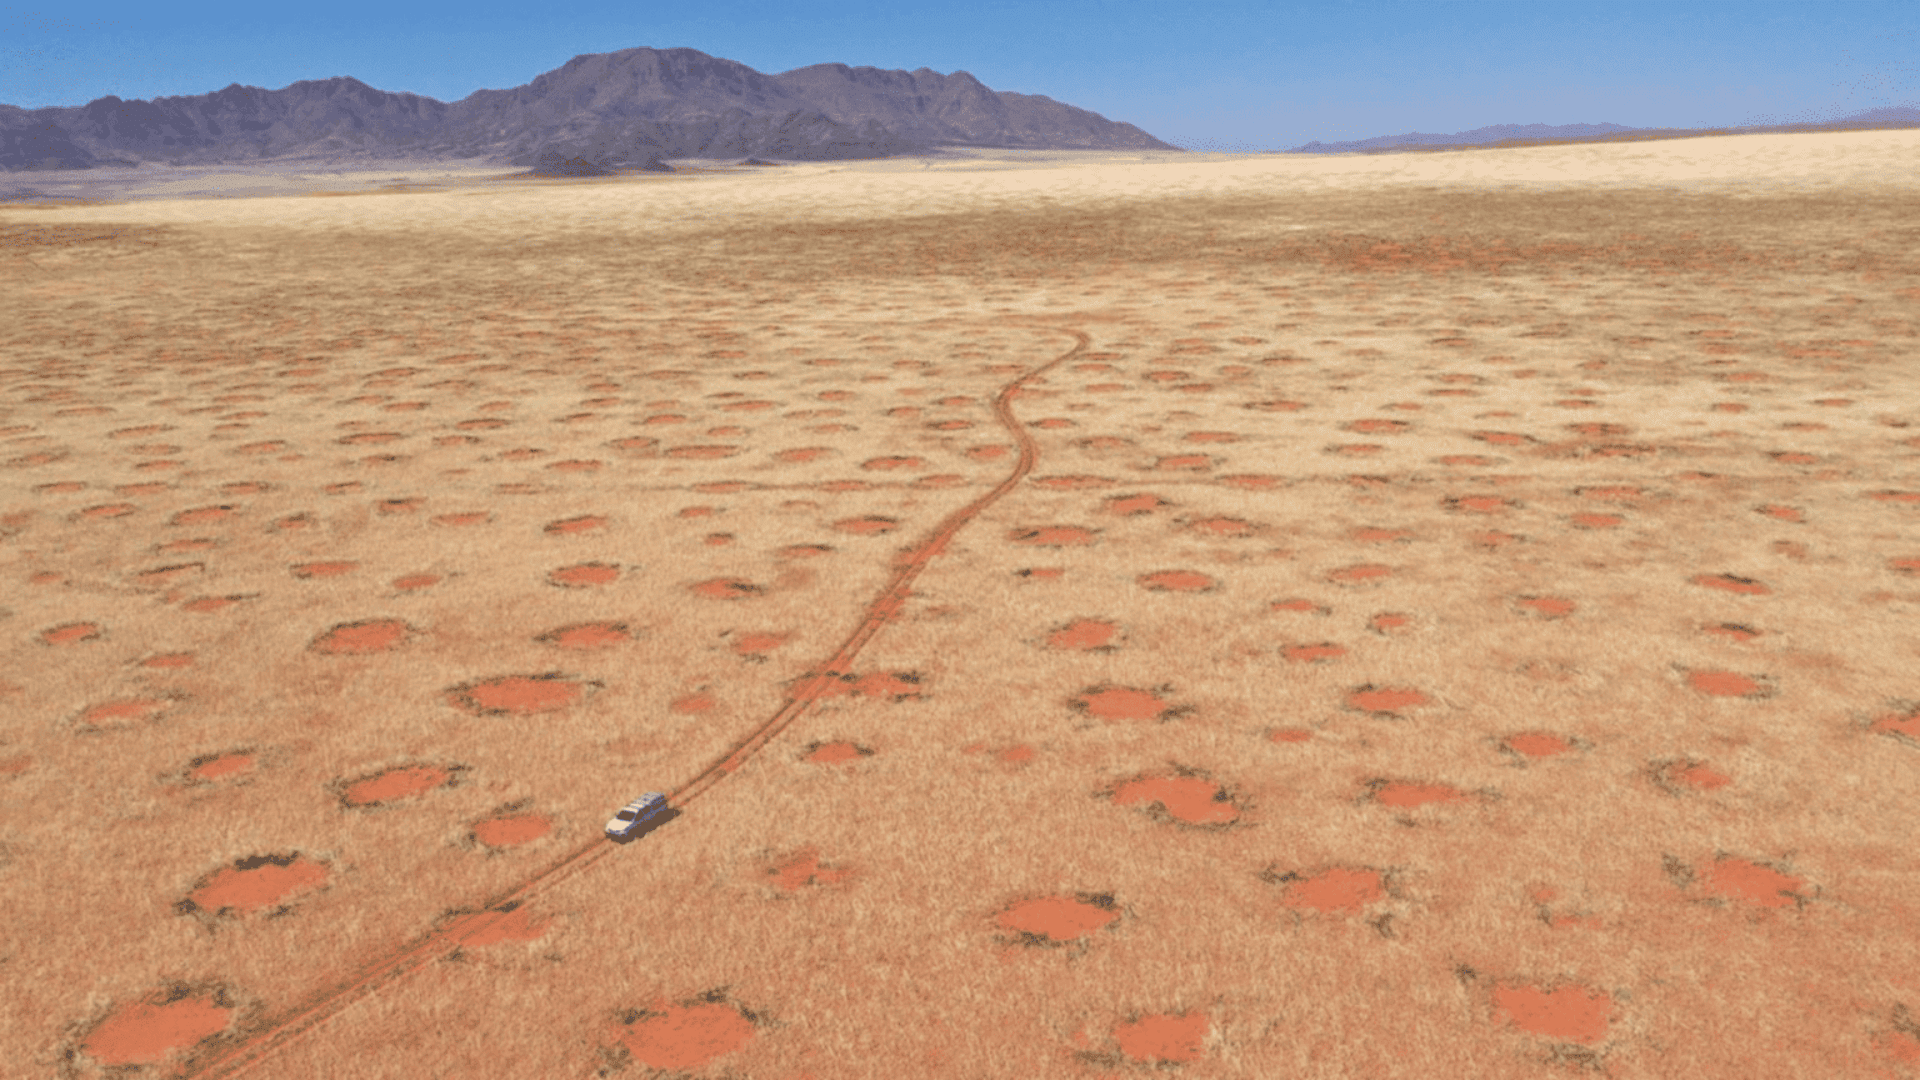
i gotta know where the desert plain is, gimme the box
[3,129,1920,1079]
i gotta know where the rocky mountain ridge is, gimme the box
[0,46,1177,173]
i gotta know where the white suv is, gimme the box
[605,793,671,840]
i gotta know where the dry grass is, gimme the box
[4,130,1920,1079]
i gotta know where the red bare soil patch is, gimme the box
[1489,981,1617,1044]
[1188,516,1255,537]
[1502,732,1577,759]
[1137,569,1216,592]
[1155,453,1212,470]
[1112,773,1240,825]
[802,740,871,765]
[291,560,358,578]
[1270,597,1329,615]
[169,505,236,526]
[40,621,103,645]
[766,845,857,891]
[1047,619,1120,651]
[690,577,764,599]
[543,514,607,535]
[1870,706,1920,742]
[339,764,460,807]
[80,985,236,1067]
[1267,865,1390,913]
[791,669,925,703]
[183,853,329,916]
[1284,642,1347,663]
[861,455,923,470]
[186,752,254,783]
[996,892,1120,945]
[73,694,178,732]
[1515,595,1577,618]
[1074,684,1176,722]
[179,594,255,613]
[733,631,790,656]
[135,562,204,588]
[1095,1011,1211,1065]
[535,622,632,649]
[834,515,900,535]
[1376,611,1416,632]
[549,562,620,587]
[1368,779,1478,809]
[1347,685,1434,715]
[1009,525,1097,545]
[1327,562,1392,585]
[430,511,491,526]
[1685,669,1775,698]
[309,618,412,654]
[1693,573,1772,595]
[1448,494,1519,513]
[472,813,553,848]
[671,690,717,714]
[1105,493,1166,515]
[446,673,599,714]
[1652,757,1733,793]
[1684,854,1815,910]
[606,996,759,1071]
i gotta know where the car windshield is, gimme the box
[615,810,635,820]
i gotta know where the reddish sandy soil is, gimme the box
[5,130,1920,1078]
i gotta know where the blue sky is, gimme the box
[3,1,1915,151]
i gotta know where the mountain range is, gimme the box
[1283,107,1920,155]
[2,44,1915,175]
[0,46,1175,174]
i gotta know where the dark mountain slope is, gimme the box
[0,46,1179,172]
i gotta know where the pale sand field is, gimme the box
[4,128,1920,1079]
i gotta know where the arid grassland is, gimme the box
[4,131,1919,1079]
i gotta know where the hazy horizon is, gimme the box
[4,0,1917,152]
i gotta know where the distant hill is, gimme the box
[1286,122,1646,154]
[1280,108,1920,154]
[5,48,1915,174]
[0,45,1179,172]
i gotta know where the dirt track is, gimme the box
[173,321,1092,1078]
[7,131,1920,1078]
